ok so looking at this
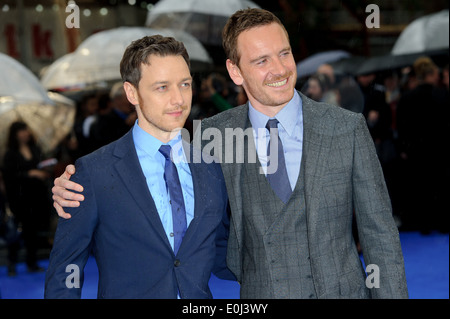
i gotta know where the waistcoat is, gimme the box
[239,154,317,299]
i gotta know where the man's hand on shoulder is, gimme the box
[52,164,84,219]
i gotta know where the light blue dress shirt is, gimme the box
[248,91,303,190]
[132,122,194,251]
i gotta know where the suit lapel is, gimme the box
[300,93,335,298]
[112,131,172,251]
[301,94,335,219]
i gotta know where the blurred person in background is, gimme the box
[190,72,235,121]
[89,82,137,150]
[317,64,336,88]
[378,70,404,224]
[334,76,365,114]
[316,63,341,107]
[201,72,234,114]
[73,92,99,159]
[357,71,396,183]
[441,63,449,91]
[303,73,331,102]
[235,85,248,106]
[2,121,53,275]
[396,57,448,233]
[187,72,243,137]
[0,170,20,277]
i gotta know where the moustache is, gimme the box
[166,105,189,113]
[264,71,294,85]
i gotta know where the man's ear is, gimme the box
[123,81,139,106]
[226,59,244,86]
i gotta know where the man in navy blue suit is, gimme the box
[44,35,232,299]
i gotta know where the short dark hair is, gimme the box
[120,35,190,88]
[222,8,287,66]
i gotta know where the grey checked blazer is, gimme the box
[200,92,408,299]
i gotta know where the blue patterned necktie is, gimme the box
[266,119,292,203]
[159,144,187,255]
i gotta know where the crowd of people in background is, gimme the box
[302,56,449,233]
[0,54,448,277]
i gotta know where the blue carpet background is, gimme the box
[0,231,448,299]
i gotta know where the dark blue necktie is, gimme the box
[266,119,292,203]
[159,145,187,255]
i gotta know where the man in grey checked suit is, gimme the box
[199,8,408,299]
[52,8,408,299]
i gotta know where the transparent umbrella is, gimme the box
[40,27,213,90]
[0,53,53,106]
[0,53,75,159]
[146,0,260,45]
[392,10,449,55]
[355,49,448,76]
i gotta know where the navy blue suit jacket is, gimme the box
[44,130,232,299]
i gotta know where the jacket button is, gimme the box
[174,259,181,267]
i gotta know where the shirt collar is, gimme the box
[248,90,302,136]
[132,120,184,160]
